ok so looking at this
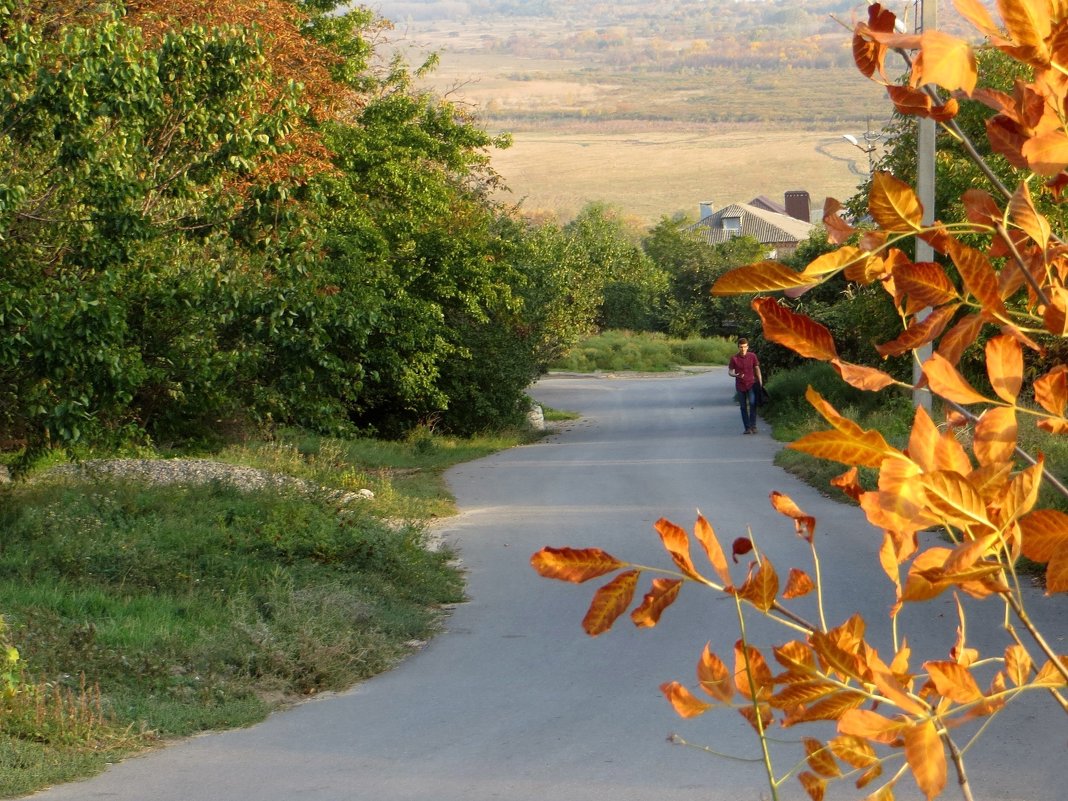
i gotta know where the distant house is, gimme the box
[687,190,815,258]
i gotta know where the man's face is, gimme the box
[739,343,748,354]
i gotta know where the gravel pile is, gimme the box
[45,458,375,503]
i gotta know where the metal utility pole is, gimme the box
[913,0,936,411]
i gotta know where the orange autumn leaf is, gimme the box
[913,30,977,94]
[810,631,864,683]
[923,353,990,404]
[694,513,733,588]
[798,770,827,801]
[771,679,839,710]
[904,719,947,800]
[937,312,985,366]
[1034,364,1068,416]
[660,681,712,718]
[952,0,1001,39]
[800,246,868,278]
[784,568,816,599]
[1009,182,1052,249]
[918,468,989,527]
[1001,457,1044,524]
[924,660,984,703]
[832,359,899,391]
[1038,418,1068,434]
[973,406,1018,466]
[829,734,879,768]
[934,426,974,475]
[875,304,958,357]
[870,171,924,233]
[752,297,838,361]
[1001,0,1052,59]
[1022,130,1068,176]
[887,83,934,116]
[737,559,780,613]
[961,187,1003,226]
[868,651,928,716]
[823,197,856,243]
[944,532,1001,575]
[907,404,940,473]
[697,643,733,702]
[946,238,1009,317]
[1033,656,1068,686]
[734,640,774,699]
[710,260,820,295]
[654,517,701,580]
[530,547,626,583]
[1043,286,1068,335]
[1004,644,1033,687]
[770,491,816,542]
[630,578,683,628]
[789,429,898,469]
[902,548,955,602]
[838,708,908,745]
[1047,547,1068,593]
[844,250,891,284]
[788,690,868,724]
[853,4,896,80]
[831,466,864,502]
[1018,508,1068,562]
[804,737,842,778]
[985,334,1024,403]
[774,639,819,674]
[893,261,960,309]
[738,702,775,733]
[582,570,640,636]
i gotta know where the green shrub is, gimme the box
[550,330,733,372]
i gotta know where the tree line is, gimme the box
[1,0,779,459]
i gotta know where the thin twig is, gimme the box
[942,729,977,801]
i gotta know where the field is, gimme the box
[399,16,893,225]
[488,125,877,225]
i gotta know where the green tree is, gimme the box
[564,203,668,332]
[642,216,765,338]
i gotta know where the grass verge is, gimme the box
[549,330,735,372]
[761,361,1068,520]
[0,427,535,797]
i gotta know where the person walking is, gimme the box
[728,337,763,434]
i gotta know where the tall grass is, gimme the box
[0,426,533,796]
[550,330,735,372]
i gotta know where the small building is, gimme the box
[688,191,815,258]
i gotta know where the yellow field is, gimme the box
[402,25,888,226]
[489,127,876,225]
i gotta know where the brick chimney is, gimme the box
[784,190,811,223]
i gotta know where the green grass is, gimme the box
[550,330,735,372]
[0,426,535,797]
[760,361,1068,521]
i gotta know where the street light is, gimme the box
[842,124,882,174]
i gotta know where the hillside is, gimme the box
[383,0,919,223]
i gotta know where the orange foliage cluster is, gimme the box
[533,2,1068,799]
[125,0,367,182]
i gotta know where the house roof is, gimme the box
[686,202,815,247]
[748,195,788,215]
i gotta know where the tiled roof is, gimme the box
[686,202,814,247]
[748,195,788,215]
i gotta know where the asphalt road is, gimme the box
[28,371,1067,801]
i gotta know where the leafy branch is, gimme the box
[533,2,1068,799]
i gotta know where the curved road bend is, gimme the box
[28,370,1066,801]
